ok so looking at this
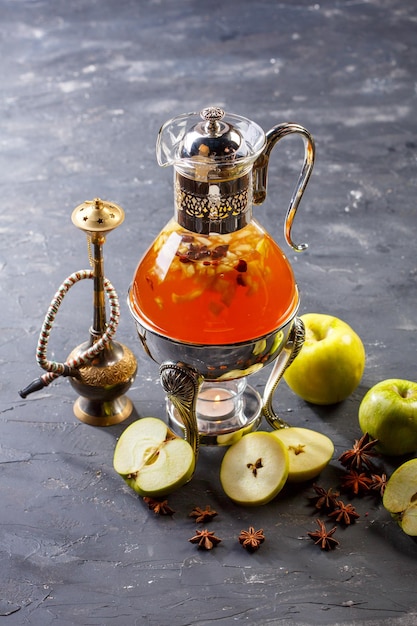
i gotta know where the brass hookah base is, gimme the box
[68,337,137,426]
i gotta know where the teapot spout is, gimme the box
[253,123,315,252]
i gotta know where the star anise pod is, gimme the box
[189,529,222,550]
[328,500,360,525]
[189,505,218,523]
[369,472,388,498]
[307,519,339,551]
[340,470,373,496]
[142,497,175,516]
[309,484,339,513]
[338,432,379,471]
[238,526,265,552]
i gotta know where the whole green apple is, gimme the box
[283,313,365,405]
[359,379,417,456]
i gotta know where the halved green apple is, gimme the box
[220,431,289,505]
[113,417,195,497]
[383,458,417,536]
[270,427,334,482]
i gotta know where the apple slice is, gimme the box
[220,431,289,505]
[113,417,195,497]
[270,427,334,482]
[383,458,417,536]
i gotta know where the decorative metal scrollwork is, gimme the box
[159,361,203,459]
[262,317,305,430]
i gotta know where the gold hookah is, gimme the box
[19,198,137,426]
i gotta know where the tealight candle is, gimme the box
[196,387,236,420]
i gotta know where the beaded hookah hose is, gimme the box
[19,267,120,398]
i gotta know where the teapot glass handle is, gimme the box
[253,123,315,252]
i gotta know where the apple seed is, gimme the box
[289,444,306,456]
[247,458,263,477]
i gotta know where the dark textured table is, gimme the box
[1,1,417,624]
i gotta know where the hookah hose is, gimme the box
[19,269,120,398]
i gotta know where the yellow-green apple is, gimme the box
[383,458,417,535]
[113,417,195,497]
[283,313,365,405]
[359,379,417,456]
[270,427,334,482]
[220,431,289,505]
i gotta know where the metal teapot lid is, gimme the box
[180,107,255,160]
[156,106,266,178]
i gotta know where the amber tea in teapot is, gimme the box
[131,218,298,345]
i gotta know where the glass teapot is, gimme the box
[128,106,315,454]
